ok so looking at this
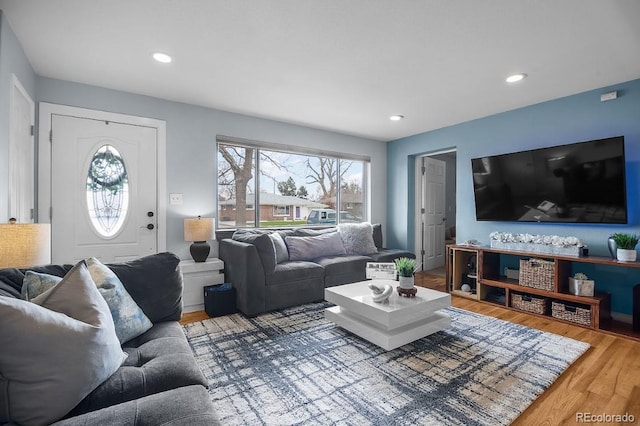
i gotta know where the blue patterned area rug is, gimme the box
[183,302,589,425]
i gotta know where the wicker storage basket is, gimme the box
[511,293,548,315]
[551,300,591,326]
[519,258,554,291]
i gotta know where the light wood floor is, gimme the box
[181,273,640,425]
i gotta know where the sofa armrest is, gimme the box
[219,239,266,317]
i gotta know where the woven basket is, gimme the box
[511,293,548,315]
[519,258,554,291]
[551,301,591,326]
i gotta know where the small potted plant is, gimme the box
[611,233,639,262]
[394,257,416,289]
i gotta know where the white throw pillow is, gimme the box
[337,222,378,255]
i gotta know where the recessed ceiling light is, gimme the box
[506,73,527,83]
[389,115,404,121]
[153,52,172,63]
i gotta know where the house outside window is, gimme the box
[217,137,369,228]
[273,205,290,217]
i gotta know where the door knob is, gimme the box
[146,224,155,230]
[147,211,154,217]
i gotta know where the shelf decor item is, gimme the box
[489,232,584,256]
[568,273,595,297]
[611,232,639,262]
[607,236,617,259]
[518,258,554,291]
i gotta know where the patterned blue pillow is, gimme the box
[21,271,61,300]
[22,259,153,343]
[85,258,153,343]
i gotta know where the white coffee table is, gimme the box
[324,280,451,350]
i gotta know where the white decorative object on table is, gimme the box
[489,232,584,256]
[368,282,392,303]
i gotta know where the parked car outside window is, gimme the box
[306,209,361,224]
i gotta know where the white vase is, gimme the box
[398,275,415,289]
[616,248,637,262]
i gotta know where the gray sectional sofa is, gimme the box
[0,253,217,425]
[219,223,415,316]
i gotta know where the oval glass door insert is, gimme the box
[86,144,129,237]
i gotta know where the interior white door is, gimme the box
[8,76,35,223]
[51,115,158,263]
[422,157,446,270]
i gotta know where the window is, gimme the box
[86,144,129,237]
[217,137,369,228]
[273,205,290,216]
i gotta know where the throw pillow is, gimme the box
[22,260,154,344]
[85,257,154,343]
[286,232,346,261]
[337,222,378,255]
[21,270,60,300]
[270,232,289,263]
[0,261,126,426]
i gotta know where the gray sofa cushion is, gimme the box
[314,255,371,287]
[372,224,384,249]
[107,253,183,323]
[0,252,184,323]
[67,321,208,417]
[286,232,346,261]
[53,385,219,426]
[266,261,325,286]
[270,232,289,263]
[233,232,277,275]
[313,255,371,278]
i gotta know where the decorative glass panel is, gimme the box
[86,145,129,237]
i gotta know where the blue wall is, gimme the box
[387,78,640,315]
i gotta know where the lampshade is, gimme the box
[0,223,51,268]
[184,217,214,242]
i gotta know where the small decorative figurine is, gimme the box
[368,282,393,303]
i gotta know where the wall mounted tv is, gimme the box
[471,136,627,223]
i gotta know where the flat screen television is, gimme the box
[471,136,627,223]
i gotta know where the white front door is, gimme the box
[49,114,158,263]
[422,157,446,270]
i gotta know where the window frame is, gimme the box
[216,135,370,229]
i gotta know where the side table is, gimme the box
[180,258,224,313]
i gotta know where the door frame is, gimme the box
[37,103,167,253]
[413,149,456,271]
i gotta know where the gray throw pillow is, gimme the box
[270,232,289,263]
[337,222,378,254]
[22,258,154,344]
[0,261,126,426]
[286,232,347,261]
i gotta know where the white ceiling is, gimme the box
[1,1,639,141]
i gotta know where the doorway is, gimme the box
[38,103,167,263]
[414,150,457,275]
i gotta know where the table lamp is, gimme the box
[0,222,51,268]
[184,216,214,262]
